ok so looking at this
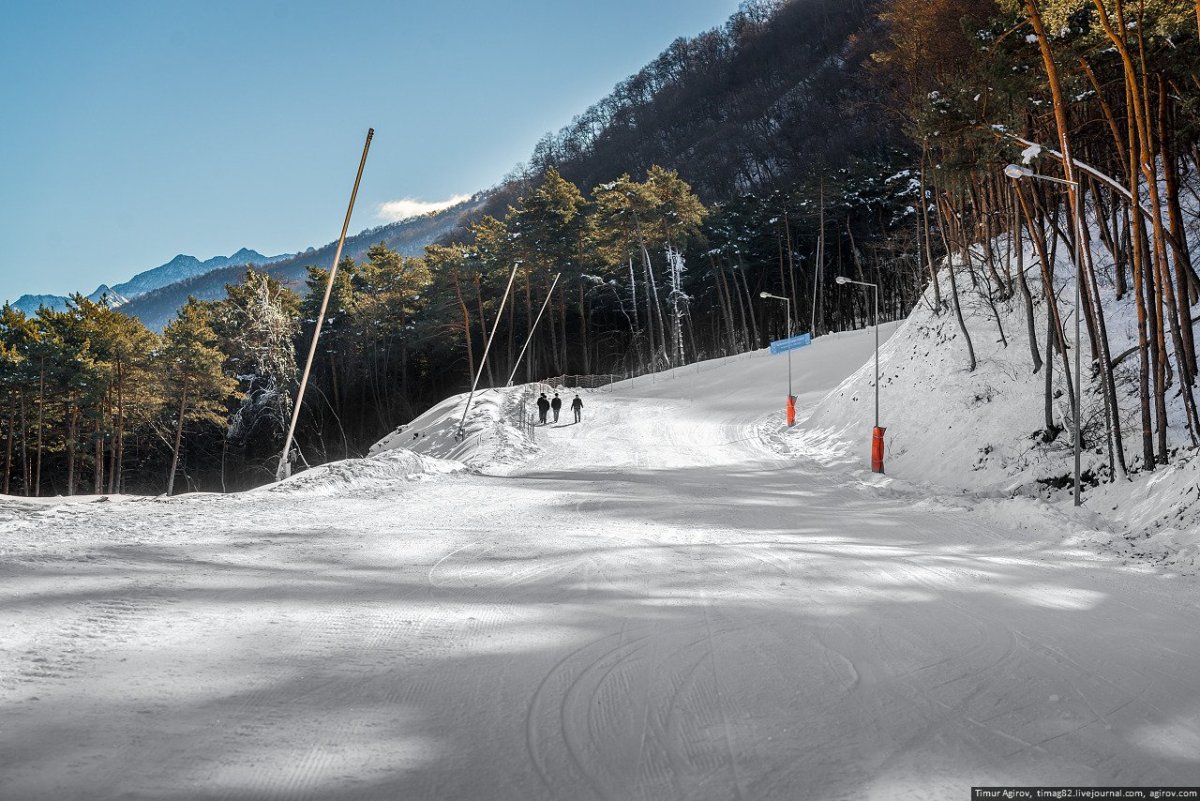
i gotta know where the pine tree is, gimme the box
[0,305,38,495]
[352,244,432,422]
[212,269,300,471]
[161,299,238,495]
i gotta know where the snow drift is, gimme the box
[786,228,1200,572]
[369,384,541,472]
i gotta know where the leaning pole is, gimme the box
[455,262,521,441]
[276,128,374,481]
[505,272,561,387]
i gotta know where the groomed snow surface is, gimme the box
[3,324,1199,799]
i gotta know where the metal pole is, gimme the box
[786,297,792,398]
[762,292,795,411]
[874,283,879,429]
[505,272,561,388]
[1073,186,1083,506]
[873,282,883,429]
[276,128,373,481]
[457,262,520,439]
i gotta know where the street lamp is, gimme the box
[760,291,796,425]
[1004,164,1082,507]
[834,276,884,473]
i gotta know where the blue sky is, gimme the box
[0,0,741,302]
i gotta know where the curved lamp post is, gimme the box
[834,276,884,473]
[760,291,796,425]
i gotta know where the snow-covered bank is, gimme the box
[369,384,540,472]
[257,384,548,497]
[265,448,465,498]
[778,245,1200,572]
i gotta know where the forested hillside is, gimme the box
[526,0,897,199]
[2,0,1198,497]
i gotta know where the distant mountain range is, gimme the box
[6,196,485,329]
[12,284,130,315]
[9,248,289,317]
[120,196,485,330]
[112,248,290,300]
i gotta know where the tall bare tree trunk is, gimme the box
[474,273,497,387]
[524,271,535,381]
[167,384,189,496]
[558,283,569,372]
[1045,312,1058,434]
[783,207,799,311]
[1016,185,1076,413]
[736,256,760,347]
[20,392,30,495]
[578,285,590,374]
[627,257,646,371]
[3,409,12,495]
[93,416,103,495]
[641,241,668,367]
[936,194,977,372]
[35,360,44,497]
[110,364,124,495]
[920,147,942,309]
[1077,182,1130,477]
[813,180,825,334]
[1013,197,1043,373]
[507,289,516,381]
[1094,0,1168,465]
[66,400,77,497]
[452,268,475,385]
[1158,75,1198,365]
[711,256,738,352]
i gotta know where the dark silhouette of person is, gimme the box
[571,394,583,423]
[551,393,562,422]
[536,393,550,424]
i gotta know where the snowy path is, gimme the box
[3,329,1199,799]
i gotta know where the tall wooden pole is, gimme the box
[456,262,520,440]
[276,128,374,480]
[506,273,561,388]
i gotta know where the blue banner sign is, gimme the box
[769,333,812,354]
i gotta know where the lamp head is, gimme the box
[834,276,849,285]
[759,291,770,298]
[1004,163,1032,180]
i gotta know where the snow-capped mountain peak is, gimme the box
[8,248,288,316]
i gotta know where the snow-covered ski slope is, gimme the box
[3,325,1199,800]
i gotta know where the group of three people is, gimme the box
[537,392,583,424]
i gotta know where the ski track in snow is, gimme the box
[2,329,1200,799]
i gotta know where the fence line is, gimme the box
[543,374,622,390]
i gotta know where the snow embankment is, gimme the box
[369,384,540,471]
[264,448,464,498]
[1086,453,1200,572]
[795,295,1066,495]
[782,246,1200,572]
[267,385,540,496]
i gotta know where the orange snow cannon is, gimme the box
[871,426,886,473]
[786,395,796,427]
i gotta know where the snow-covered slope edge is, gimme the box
[262,380,541,498]
[777,243,1200,573]
[263,448,464,498]
[368,385,540,471]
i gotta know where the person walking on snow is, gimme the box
[571,394,583,423]
[551,393,562,423]
[536,393,550,424]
